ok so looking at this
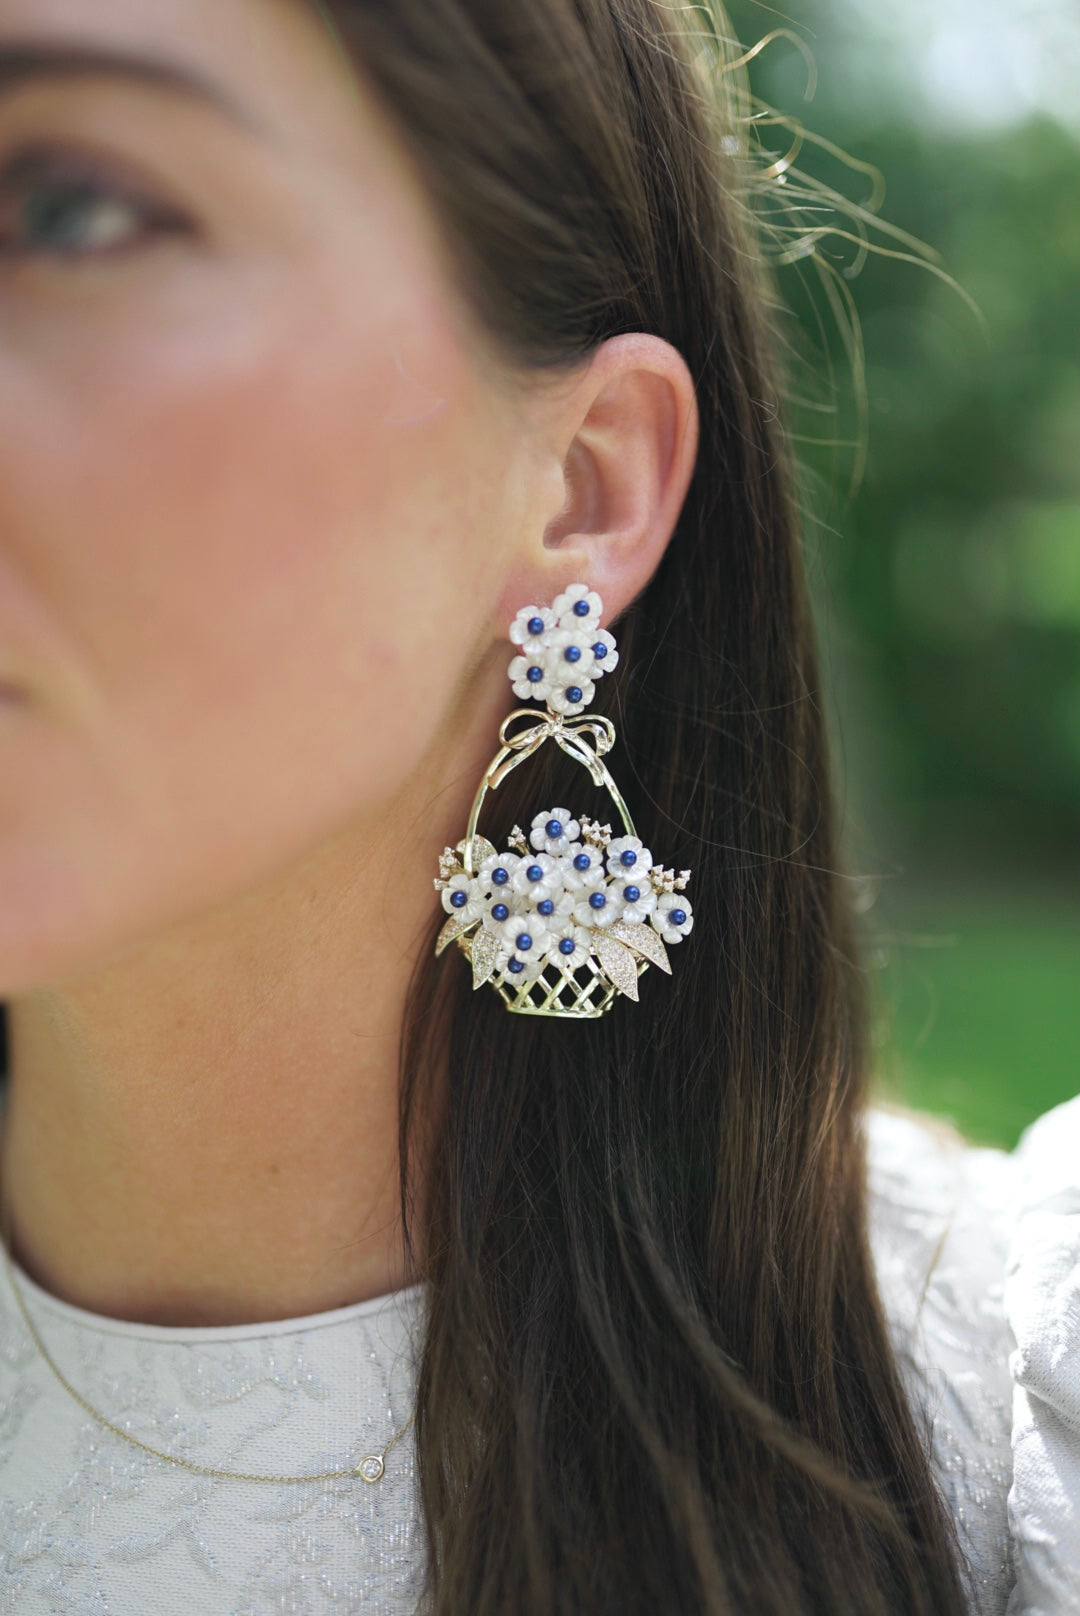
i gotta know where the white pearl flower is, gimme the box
[479,887,520,935]
[560,843,606,891]
[545,628,597,684]
[499,950,546,984]
[609,875,657,926]
[497,914,549,964]
[606,835,653,880]
[548,677,595,716]
[477,850,522,895]
[510,852,563,904]
[546,921,593,973]
[552,583,602,631]
[650,892,694,943]
[524,888,575,936]
[529,808,580,856]
[571,884,622,929]
[529,886,567,929]
[509,653,554,703]
[587,628,619,677]
[440,871,485,922]
[509,605,558,656]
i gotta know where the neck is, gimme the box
[0,670,508,1330]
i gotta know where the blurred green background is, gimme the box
[728,0,1079,1146]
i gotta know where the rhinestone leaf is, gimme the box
[593,928,640,1000]
[355,1454,385,1483]
[465,834,498,874]
[610,919,671,974]
[470,927,500,990]
[435,913,475,957]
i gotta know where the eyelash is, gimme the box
[0,144,192,263]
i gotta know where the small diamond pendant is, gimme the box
[355,1454,385,1483]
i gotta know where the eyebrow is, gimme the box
[0,41,264,134]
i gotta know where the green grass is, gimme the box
[867,884,1079,1149]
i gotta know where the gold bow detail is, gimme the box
[487,706,616,791]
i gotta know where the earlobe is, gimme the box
[524,332,699,626]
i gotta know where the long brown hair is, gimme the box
[315,3,968,1611]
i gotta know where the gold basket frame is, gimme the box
[453,705,654,1018]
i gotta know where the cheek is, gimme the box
[0,260,508,979]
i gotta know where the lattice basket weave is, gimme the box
[485,939,649,1018]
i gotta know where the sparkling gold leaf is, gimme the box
[593,928,640,1001]
[435,913,475,957]
[463,835,497,875]
[469,927,500,990]
[610,919,671,975]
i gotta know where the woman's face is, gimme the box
[0,0,539,991]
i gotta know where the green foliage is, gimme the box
[808,116,1080,865]
[869,886,1079,1147]
[724,1,1079,1134]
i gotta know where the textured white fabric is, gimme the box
[0,1106,1017,1615]
[865,1108,1016,1615]
[0,1267,429,1615]
[1004,1095,1080,1616]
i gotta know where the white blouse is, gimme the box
[1003,1095,1080,1616]
[0,1106,1020,1615]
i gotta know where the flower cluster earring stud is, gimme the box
[433,584,694,1018]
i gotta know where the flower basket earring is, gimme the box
[433,583,693,1018]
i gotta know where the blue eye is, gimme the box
[0,150,189,262]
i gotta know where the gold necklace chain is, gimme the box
[0,1210,415,1485]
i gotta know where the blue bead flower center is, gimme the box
[588,891,606,910]
[537,899,555,916]
[619,849,637,867]
[545,818,562,837]
[527,616,545,636]
[670,908,686,926]
[592,642,607,658]
[558,936,576,955]
[507,957,524,974]
[526,665,543,683]
[492,867,509,885]
[566,686,583,703]
[573,853,591,870]
[450,889,468,908]
[563,644,581,663]
[516,932,533,951]
[526,864,543,882]
[572,598,590,616]
[492,902,509,922]
[623,885,640,903]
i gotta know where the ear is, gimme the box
[499,332,699,629]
